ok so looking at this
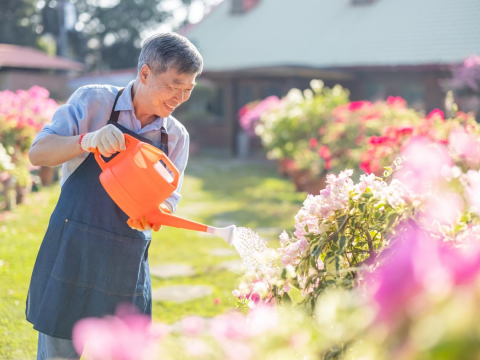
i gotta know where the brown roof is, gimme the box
[0,44,84,71]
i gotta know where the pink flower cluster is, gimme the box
[72,304,168,360]
[0,86,57,132]
[238,96,280,136]
[369,225,480,325]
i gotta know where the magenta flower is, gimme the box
[238,96,280,136]
[369,225,480,325]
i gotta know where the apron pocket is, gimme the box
[51,218,150,296]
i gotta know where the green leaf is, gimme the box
[339,235,347,251]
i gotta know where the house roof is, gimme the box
[0,44,84,71]
[69,68,137,90]
[182,0,480,72]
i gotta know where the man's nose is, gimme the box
[173,89,185,103]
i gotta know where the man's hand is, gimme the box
[81,124,126,157]
[127,203,172,232]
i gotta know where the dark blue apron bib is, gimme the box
[26,88,169,340]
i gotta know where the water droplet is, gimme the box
[231,227,277,274]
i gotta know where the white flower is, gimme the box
[310,79,324,93]
[253,281,269,298]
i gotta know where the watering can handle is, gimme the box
[157,151,180,189]
[94,134,139,171]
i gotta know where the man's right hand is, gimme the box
[81,124,126,157]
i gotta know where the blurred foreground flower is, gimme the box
[72,304,168,360]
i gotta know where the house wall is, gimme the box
[0,70,72,100]
[350,69,449,112]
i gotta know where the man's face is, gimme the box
[144,66,197,118]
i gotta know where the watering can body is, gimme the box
[94,134,208,232]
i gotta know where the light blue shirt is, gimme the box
[32,80,189,213]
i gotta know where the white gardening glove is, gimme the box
[81,124,126,157]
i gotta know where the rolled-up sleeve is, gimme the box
[164,128,189,213]
[31,88,90,147]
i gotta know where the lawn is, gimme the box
[0,155,305,359]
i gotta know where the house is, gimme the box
[179,0,480,155]
[0,43,84,99]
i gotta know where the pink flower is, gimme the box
[449,129,480,167]
[72,304,166,360]
[184,338,208,357]
[246,304,279,336]
[238,96,280,136]
[394,137,452,193]
[181,316,205,336]
[309,138,318,148]
[423,192,464,226]
[210,311,248,341]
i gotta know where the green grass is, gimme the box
[0,155,305,359]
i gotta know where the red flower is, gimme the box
[309,138,318,148]
[397,127,414,136]
[426,109,445,121]
[348,101,372,112]
[325,159,332,170]
[387,96,407,108]
[360,111,382,121]
[456,111,469,121]
[360,160,371,173]
[369,136,389,145]
[318,145,331,159]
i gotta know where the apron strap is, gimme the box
[109,88,125,123]
[161,127,168,149]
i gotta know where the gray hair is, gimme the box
[137,33,203,76]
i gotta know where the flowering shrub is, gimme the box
[0,86,57,155]
[252,80,349,175]
[0,86,56,192]
[70,134,480,359]
[360,109,479,174]
[319,96,421,175]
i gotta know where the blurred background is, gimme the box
[2,2,480,359]
[2,0,479,156]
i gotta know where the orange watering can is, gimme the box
[94,134,236,244]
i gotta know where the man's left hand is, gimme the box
[127,203,172,232]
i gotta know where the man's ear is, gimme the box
[139,64,151,85]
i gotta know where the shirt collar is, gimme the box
[115,80,169,133]
[114,81,135,111]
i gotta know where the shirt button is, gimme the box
[65,219,68,223]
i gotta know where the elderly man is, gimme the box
[26,32,202,360]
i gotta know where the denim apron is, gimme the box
[26,88,169,340]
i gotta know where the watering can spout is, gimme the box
[207,225,236,246]
[148,209,236,244]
